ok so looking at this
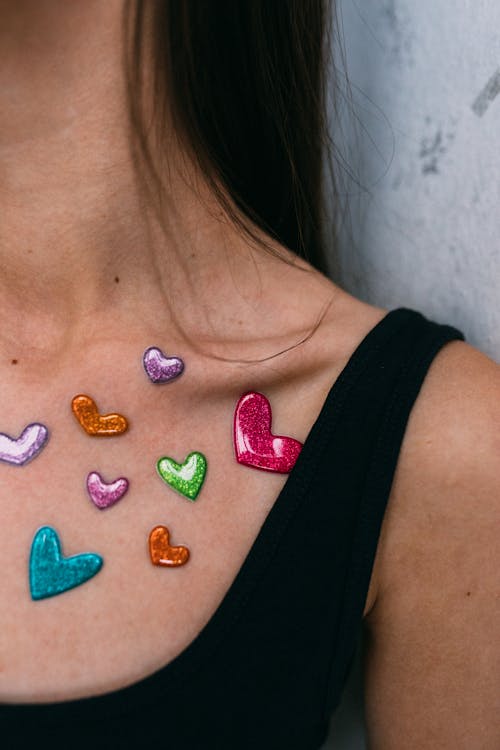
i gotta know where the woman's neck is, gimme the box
[0,0,133,285]
[0,0,336,368]
[0,4,253,348]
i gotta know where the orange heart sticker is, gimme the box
[149,526,190,567]
[71,394,129,436]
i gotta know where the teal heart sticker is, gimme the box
[157,451,207,500]
[29,526,103,601]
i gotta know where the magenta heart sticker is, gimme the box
[143,347,184,384]
[86,471,129,509]
[0,423,49,466]
[233,392,302,474]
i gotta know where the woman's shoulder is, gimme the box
[367,337,499,612]
[363,337,500,746]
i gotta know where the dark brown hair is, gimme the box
[124,0,336,276]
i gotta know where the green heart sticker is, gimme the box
[157,451,207,501]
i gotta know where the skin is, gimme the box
[0,2,498,746]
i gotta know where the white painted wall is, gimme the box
[324,2,499,748]
[328,0,500,361]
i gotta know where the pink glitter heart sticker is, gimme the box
[233,391,302,474]
[143,347,184,384]
[0,423,49,466]
[86,472,129,510]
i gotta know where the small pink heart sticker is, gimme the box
[86,471,129,510]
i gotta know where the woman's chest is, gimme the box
[0,381,295,702]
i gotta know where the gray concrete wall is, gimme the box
[323,2,499,748]
[329,0,499,360]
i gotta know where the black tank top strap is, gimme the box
[318,307,465,715]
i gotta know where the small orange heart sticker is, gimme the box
[71,394,128,436]
[149,526,190,567]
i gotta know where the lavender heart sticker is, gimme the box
[86,471,129,510]
[143,347,184,384]
[0,423,49,466]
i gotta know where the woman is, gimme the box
[0,2,498,748]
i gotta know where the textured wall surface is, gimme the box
[324,2,499,748]
[330,0,500,361]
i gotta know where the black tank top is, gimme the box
[0,308,465,750]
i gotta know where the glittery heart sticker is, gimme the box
[149,525,190,567]
[86,471,129,510]
[29,526,103,601]
[143,347,184,384]
[157,451,207,500]
[0,423,49,466]
[71,395,128,436]
[234,391,302,473]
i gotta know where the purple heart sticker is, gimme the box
[0,423,49,466]
[143,347,184,384]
